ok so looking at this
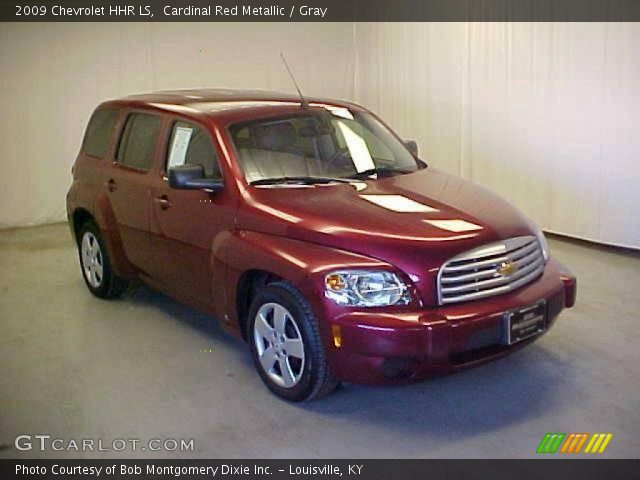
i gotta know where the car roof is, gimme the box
[101,89,364,124]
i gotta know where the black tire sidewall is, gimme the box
[247,283,324,402]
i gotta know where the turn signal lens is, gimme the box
[325,274,346,291]
[331,324,342,348]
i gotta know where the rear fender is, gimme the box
[93,192,137,278]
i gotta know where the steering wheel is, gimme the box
[324,147,352,172]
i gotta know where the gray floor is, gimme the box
[0,223,638,459]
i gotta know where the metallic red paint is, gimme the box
[67,90,576,385]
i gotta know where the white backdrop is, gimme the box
[0,22,355,228]
[1,22,639,249]
[354,22,640,249]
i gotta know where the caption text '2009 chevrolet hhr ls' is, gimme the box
[67,89,577,401]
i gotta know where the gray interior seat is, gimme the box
[238,122,323,181]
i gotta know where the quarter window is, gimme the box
[166,121,221,179]
[116,113,161,170]
[83,108,118,158]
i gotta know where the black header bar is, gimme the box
[2,459,639,480]
[2,0,640,22]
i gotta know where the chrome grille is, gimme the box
[438,236,545,305]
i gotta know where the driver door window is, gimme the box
[166,121,221,179]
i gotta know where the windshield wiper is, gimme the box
[346,167,414,180]
[250,176,353,186]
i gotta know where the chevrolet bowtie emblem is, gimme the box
[498,260,518,276]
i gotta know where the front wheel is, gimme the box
[248,281,339,401]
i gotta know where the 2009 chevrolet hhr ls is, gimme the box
[67,89,577,401]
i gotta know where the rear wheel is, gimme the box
[248,281,339,401]
[78,221,128,299]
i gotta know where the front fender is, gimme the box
[218,230,390,334]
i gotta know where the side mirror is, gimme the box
[168,165,223,191]
[405,140,419,157]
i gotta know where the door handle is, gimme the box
[106,178,117,193]
[154,195,172,210]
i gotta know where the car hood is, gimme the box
[238,167,538,305]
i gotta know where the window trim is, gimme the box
[114,111,163,173]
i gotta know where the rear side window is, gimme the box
[116,113,161,170]
[83,108,118,158]
[166,121,221,179]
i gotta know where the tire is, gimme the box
[77,220,128,299]
[248,281,339,401]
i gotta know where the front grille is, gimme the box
[438,236,545,305]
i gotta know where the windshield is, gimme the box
[229,108,424,184]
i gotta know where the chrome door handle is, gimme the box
[154,195,171,210]
[106,179,117,192]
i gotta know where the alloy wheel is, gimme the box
[253,302,305,388]
[81,232,103,288]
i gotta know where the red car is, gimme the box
[67,89,577,401]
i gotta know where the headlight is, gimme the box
[535,228,550,262]
[324,270,412,307]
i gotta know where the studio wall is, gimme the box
[354,22,640,249]
[1,21,639,249]
[0,22,355,228]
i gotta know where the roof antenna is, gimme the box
[280,52,309,109]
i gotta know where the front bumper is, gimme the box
[318,259,576,384]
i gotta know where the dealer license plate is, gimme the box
[502,300,546,345]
